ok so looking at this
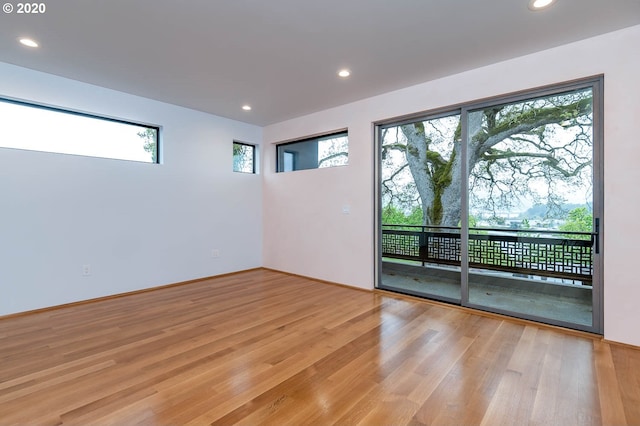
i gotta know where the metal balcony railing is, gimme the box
[381,224,595,283]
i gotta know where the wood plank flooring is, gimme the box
[1,269,639,425]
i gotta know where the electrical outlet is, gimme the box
[211,249,220,258]
[82,264,91,276]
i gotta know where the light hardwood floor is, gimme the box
[1,269,639,425]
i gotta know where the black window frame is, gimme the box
[275,130,348,173]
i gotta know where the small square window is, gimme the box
[233,142,256,173]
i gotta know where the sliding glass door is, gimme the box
[379,112,462,303]
[376,77,603,333]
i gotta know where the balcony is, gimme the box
[380,224,596,327]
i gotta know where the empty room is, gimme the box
[1,0,640,424]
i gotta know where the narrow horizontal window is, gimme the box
[233,141,256,173]
[0,97,160,163]
[276,130,348,172]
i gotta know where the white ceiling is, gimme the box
[1,0,639,126]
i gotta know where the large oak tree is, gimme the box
[382,89,593,226]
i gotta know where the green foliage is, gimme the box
[560,207,592,233]
[382,204,423,226]
[233,143,244,156]
[137,128,158,163]
[458,215,478,227]
[464,215,489,235]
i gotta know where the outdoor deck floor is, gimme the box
[381,263,593,328]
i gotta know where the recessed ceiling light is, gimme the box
[338,69,351,78]
[242,105,252,111]
[18,38,39,48]
[528,0,555,11]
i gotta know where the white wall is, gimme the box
[0,62,263,316]
[263,25,640,347]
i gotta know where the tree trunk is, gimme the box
[439,148,461,226]
[439,111,484,226]
[401,124,435,225]
[404,111,485,227]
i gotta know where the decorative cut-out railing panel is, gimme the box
[382,225,594,283]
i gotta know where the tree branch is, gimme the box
[482,150,592,178]
[475,98,592,154]
[382,163,410,185]
[318,152,348,167]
